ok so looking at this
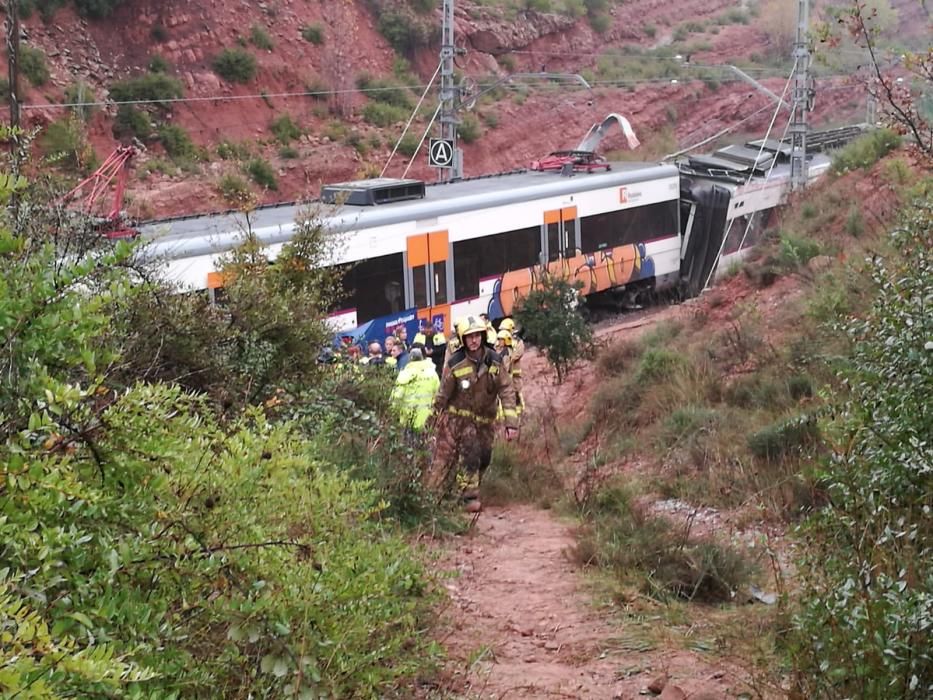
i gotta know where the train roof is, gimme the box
[137,160,679,260]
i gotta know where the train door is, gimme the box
[544,206,578,262]
[406,230,451,335]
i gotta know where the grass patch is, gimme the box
[301,23,325,45]
[573,483,753,602]
[270,114,301,144]
[244,157,277,190]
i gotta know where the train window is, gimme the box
[434,264,448,305]
[453,226,540,300]
[580,200,679,254]
[333,252,405,322]
[412,265,428,308]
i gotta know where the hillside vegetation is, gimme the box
[0,128,447,698]
[490,133,932,695]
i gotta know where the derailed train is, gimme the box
[137,138,832,345]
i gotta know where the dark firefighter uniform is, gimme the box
[427,317,519,501]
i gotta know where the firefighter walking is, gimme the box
[499,318,525,416]
[427,316,519,512]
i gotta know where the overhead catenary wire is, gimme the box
[381,60,441,178]
[700,60,799,293]
[20,70,855,112]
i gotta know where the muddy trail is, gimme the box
[421,268,826,698]
[430,503,749,699]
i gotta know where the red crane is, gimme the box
[59,145,138,239]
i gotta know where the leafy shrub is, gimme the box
[786,374,814,401]
[39,117,95,171]
[158,123,198,160]
[270,113,301,143]
[20,45,50,86]
[777,232,821,268]
[791,207,932,698]
[396,132,419,157]
[147,54,170,73]
[845,206,864,237]
[636,348,685,382]
[218,172,251,202]
[278,144,298,159]
[74,0,122,18]
[301,23,325,45]
[747,414,820,461]
[216,139,252,160]
[362,101,408,127]
[516,274,593,383]
[112,104,151,139]
[213,48,257,83]
[376,7,435,54]
[458,113,482,143]
[357,73,413,109]
[589,12,611,33]
[573,484,752,602]
[830,128,901,174]
[245,157,277,190]
[109,72,183,104]
[250,23,274,50]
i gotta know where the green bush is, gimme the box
[278,144,298,159]
[588,12,611,33]
[845,206,865,237]
[245,157,277,190]
[376,7,435,54]
[74,0,122,18]
[213,48,257,83]
[147,54,170,73]
[112,104,152,139]
[747,414,820,461]
[791,205,932,698]
[573,484,752,602]
[362,101,408,127]
[396,132,419,157]
[250,23,274,50]
[20,45,50,86]
[636,348,685,382]
[830,128,901,174]
[109,72,183,104]
[301,23,325,45]
[39,117,94,171]
[777,232,821,269]
[216,139,252,160]
[269,113,301,144]
[515,274,593,383]
[218,172,251,202]
[158,123,198,160]
[356,73,413,109]
[458,113,482,143]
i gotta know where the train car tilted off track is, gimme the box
[137,137,832,345]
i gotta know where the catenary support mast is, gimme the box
[790,0,812,190]
[438,0,463,181]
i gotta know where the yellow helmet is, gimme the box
[456,315,487,342]
[499,318,515,332]
[496,329,513,346]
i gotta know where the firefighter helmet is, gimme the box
[499,318,516,332]
[456,315,487,342]
[497,329,513,346]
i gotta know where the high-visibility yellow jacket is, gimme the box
[434,347,519,430]
[391,358,440,430]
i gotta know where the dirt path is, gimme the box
[434,504,625,699]
[432,504,749,700]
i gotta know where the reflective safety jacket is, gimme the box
[391,358,440,430]
[434,347,519,430]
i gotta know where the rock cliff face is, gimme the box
[7,0,894,218]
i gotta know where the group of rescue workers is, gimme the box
[330,314,525,513]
